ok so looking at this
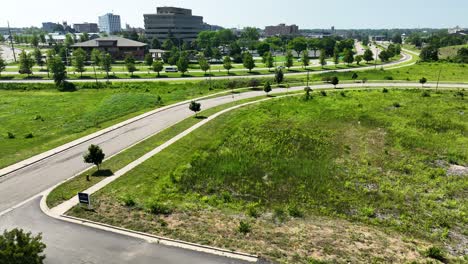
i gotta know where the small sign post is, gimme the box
[78,192,92,210]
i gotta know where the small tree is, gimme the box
[242,52,255,73]
[177,51,189,76]
[363,49,374,63]
[355,55,363,65]
[0,229,46,264]
[333,47,340,67]
[189,101,201,117]
[33,48,44,69]
[343,49,354,65]
[198,55,210,75]
[264,52,274,71]
[263,81,272,96]
[72,48,86,77]
[31,35,39,48]
[352,72,359,82]
[18,50,34,76]
[91,49,102,67]
[152,60,164,77]
[223,56,233,74]
[301,50,310,69]
[285,50,294,69]
[331,76,339,88]
[50,55,66,88]
[126,62,137,76]
[144,54,154,74]
[101,53,112,81]
[275,68,284,85]
[0,56,6,76]
[419,77,427,88]
[319,49,327,69]
[83,144,105,171]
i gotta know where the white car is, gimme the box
[165,66,178,73]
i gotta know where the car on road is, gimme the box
[165,66,178,73]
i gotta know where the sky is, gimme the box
[2,0,467,29]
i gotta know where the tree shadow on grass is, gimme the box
[195,116,208,120]
[92,169,114,177]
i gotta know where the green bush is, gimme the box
[221,191,232,203]
[147,200,173,215]
[120,194,136,207]
[246,203,260,218]
[320,91,327,96]
[421,91,431,97]
[24,133,34,139]
[384,76,394,80]
[238,221,251,234]
[393,102,401,108]
[424,246,445,262]
[288,205,304,218]
[382,88,389,93]
[6,132,15,139]
[274,207,287,223]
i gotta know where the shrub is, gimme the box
[155,95,163,106]
[6,132,15,139]
[274,207,287,223]
[221,191,232,203]
[424,246,445,262]
[382,88,389,93]
[120,194,135,207]
[147,201,173,215]
[360,207,376,218]
[384,76,394,80]
[33,115,44,121]
[320,91,327,96]
[288,205,304,218]
[246,203,260,218]
[238,221,251,234]
[393,102,401,108]
[24,133,34,139]
[157,218,168,227]
[421,91,431,97]
[340,91,346,97]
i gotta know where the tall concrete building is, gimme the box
[73,23,99,33]
[144,7,204,42]
[99,13,121,34]
[264,24,299,37]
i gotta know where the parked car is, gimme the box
[165,66,178,73]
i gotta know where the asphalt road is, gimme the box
[0,49,412,84]
[2,81,466,263]
[0,197,247,264]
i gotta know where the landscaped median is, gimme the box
[45,87,467,263]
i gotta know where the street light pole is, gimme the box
[7,21,17,62]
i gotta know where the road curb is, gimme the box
[0,89,242,178]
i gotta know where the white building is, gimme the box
[98,13,121,34]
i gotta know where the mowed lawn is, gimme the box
[0,81,228,169]
[70,89,467,263]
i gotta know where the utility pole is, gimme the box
[7,21,17,62]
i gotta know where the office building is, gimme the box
[264,24,299,37]
[99,13,121,34]
[144,7,204,42]
[42,22,62,33]
[74,23,99,33]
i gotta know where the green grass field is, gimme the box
[69,89,467,263]
[0,80,255,169]
[439,45,468,60]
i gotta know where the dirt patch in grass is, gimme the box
[70,197,433,263]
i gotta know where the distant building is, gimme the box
[99,13,122,34]
[449,26,468,35]
[71,37,147,60]
[371,35,387,41]
[264,24,299,37]
[73,23,99,33]
[42,22,62,33]
[144,7,204,42]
